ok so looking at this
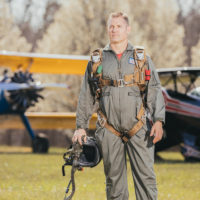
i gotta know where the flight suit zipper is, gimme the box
[118,52,127,130]
[113,50,127,130]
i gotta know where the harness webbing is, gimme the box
[97,104,145,143]
[90,46,149,142]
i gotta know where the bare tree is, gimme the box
[192,40,200,66]
[36,0,120,55]
[177,0,200,66]
[127,0,186,68]
[7,0,61,52]
[0,0,31,52]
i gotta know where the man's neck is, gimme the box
[110,40,128,54]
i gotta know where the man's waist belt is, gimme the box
[100,74,140,87]
[97,105,146,143]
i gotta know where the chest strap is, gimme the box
[100,79,137,87]
[100,74,138,87]
[97,104,146,143]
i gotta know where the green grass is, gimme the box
[0,146,200,200]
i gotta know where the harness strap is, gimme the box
[128,105,145,137]
[133,47,147,85]
[100,79,138,87]
[100,74,139,87]
[90,48,103,74]
[91,46,149,142]
[97,109,129,142]
[97,104,145,143]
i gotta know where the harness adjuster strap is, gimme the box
[97,112,106,127]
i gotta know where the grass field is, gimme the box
[0,146,200,200]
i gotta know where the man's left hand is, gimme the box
[150,121,163,144]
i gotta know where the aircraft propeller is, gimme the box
[0,70,69,112]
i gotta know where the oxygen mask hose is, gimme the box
[63,165,77,200]
[62,141,83,200]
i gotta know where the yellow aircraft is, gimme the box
[0,51,97,153]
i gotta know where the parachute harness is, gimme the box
[62,141,83,200]
[89,47,150,143]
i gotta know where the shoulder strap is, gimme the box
[89,48,103,101]
[133,46,148,88]
[90,48,103,76]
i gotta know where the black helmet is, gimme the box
[79,136,102,167]
[63,136,102,168]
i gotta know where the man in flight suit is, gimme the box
[72,12,165,200]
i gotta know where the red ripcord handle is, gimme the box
[145,69,151,81]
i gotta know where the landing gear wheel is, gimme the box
[184,157,200,162]
[32,133,49,153]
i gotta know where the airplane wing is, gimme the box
[0,112,97,129]
[157,67,200,76]
[0,82,68,91]
[157,67,200,90]
[0,51,89,75]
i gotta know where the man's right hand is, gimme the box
[72,129,87,145]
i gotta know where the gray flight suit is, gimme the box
[76,42,165,200]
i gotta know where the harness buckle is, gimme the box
[117,79,125,87]
[97,113,106,127]
[121,131,131,142]
[141,112,147,124]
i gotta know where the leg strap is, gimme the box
[97,105,145,143]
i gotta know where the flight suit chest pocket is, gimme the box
[128,86,141,97]
[101,56,118,79]
[127,88,142,122]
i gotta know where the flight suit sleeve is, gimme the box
[76,61,96,130]
[146,56,165,124]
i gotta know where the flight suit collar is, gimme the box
[103,42,134,52]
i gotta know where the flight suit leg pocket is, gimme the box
[135,128,147,140]
[127,90,141,126]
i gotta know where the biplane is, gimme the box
[0,51,90,153]
[156,67,200,161]
[0,51,200,161]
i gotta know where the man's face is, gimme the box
[107,16,130,44]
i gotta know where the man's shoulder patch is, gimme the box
[128,57,135,65]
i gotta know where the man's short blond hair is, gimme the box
[107,12,129,26]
